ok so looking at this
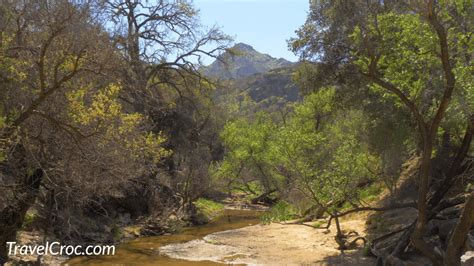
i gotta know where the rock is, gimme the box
[440,204,463,219]
[385,255,405,266]
[201,43,293,80]
[438,219,458,241]
[428,219,459,242]
[461,251,474,266]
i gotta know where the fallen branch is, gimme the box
[276,221,318,229]
[371,223,415,246]
[251,189,278,205]
[331,202,417,218]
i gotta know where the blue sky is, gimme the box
[193,0,309,64]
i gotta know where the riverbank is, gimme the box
[5,193,266,265]
[5,231,68,265]
[159,212,375,265]
[66,209,263,265]
[8,195,376,265]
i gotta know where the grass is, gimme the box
[362,244,374,257]
[21,211,38,230]
[194,198,225,222]
[111,225,122,241]
[260,201,298,224]
[340,182,385,213]
[311,220,326,228]
[358,182,384,203]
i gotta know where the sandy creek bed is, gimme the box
[159,218,375,265]
[66,209,375,265]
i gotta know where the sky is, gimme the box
[193,0,309,64]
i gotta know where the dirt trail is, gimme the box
[159,214,376,265]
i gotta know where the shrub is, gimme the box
[260,201,298,224]
[194,198,225,222]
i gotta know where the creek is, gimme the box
[66,209,262,265]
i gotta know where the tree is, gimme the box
[272,88,380,218]
[101,0,232,205]
[217,87,381,224]
[0,1,169,262]
[291,0,473,264]
[217,112,278,194]
[103,0,230,113]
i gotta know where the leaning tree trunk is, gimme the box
[428,119,473,211]
[444,192,474,266]
[449,116,473,177]
[411,136,444,263]
[0,168,43,264]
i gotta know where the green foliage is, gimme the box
[21,211,38,230]
[358,183,384,203]
[220,113,275,165]
[260,201,298,224]
[350,5,473,146]
[287,10,474,246]
[216,112,278,191]
[66,83,170,164]
[0,0,229,248]
[271,89,379,206]
[194,198,225,222]
[292,62,322,95]
[362,244,373,257]
[353,13,441,112]
[311,220,326,229]
[227,181,264,196]
[217,87,381,212]
[111,226,122,241]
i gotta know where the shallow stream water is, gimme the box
[66,209,262,265]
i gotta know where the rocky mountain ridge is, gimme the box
[204,43,301,108]
[202,43,294,80]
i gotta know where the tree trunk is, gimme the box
[411,137,444,265]
[333,212,345,250]
[0,169,43,264]
[428,118,473,210]
[444,192,474,266]
[449,117,473,177]
[251,189,277,205]
[415,138,432,234]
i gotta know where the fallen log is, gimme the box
[251,189,277,205]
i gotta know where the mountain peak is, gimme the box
[202,43,293,80]
[233,42,255,52]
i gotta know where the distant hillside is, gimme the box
[204,43,301,111]
[237,66,300,108]
[202,43,293,80]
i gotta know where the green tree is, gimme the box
[272,88,379,214]
[291,1,473,264]
[217,87,380,221]
[218,112,277,193]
